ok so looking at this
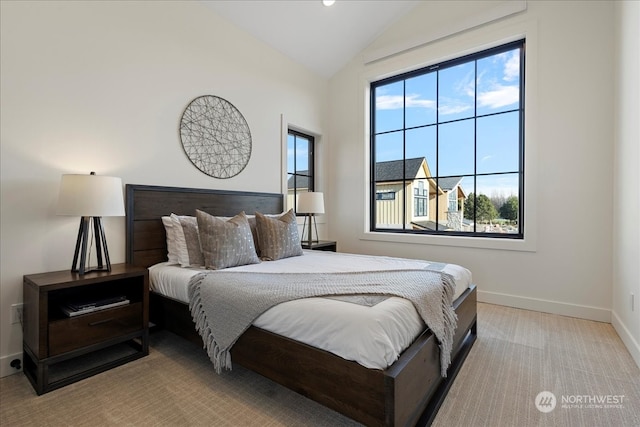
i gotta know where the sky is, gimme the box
[373,46,522,200]
[287,134,310,175]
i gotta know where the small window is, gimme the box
[287,130,315,214]
[377,191,396,201]
[370,39,524,238]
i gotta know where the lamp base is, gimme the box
[301,214,320,246]
[71,216,112,275]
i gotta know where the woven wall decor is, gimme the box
[179,95,252,179]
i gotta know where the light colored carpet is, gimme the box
[433,304,640,427]
[1,303,639,426]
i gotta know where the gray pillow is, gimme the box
[170,214,204,267]
[255,209,303,261]
[196,210,260,270]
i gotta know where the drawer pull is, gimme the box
[89,318,114,327]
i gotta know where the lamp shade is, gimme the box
[57,173,125,217]
[297,192,324,214]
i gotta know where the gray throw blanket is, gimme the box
[188,268,457,377]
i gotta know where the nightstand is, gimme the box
[301,240,337,252]
[22,263,149,395]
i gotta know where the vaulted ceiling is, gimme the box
[203,0,420,78]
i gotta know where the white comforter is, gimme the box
[149,250,472,370]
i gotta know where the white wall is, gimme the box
[612,0,640,367]
[0,1,328,375]
[2,0,636,377]
[328,1,616,321]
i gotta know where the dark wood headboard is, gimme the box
[125,184,284,268]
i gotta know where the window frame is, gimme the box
[287,129,315,215]
[369,39,525,240]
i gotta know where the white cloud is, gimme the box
[438,103,472,115]
[459,70,476,98]
[481,155,493,162]
[407,94,435,109]
[503,51,520,82]
[477,85,519,109]
[376,95,403,110]
[376,94,435,110]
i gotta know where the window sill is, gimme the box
[360,230,536,252]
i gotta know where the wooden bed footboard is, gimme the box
[235,285,477,427]
[149,285,477,427]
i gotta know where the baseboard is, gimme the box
[477,290,611,323]
[611,311,640,370]
[0,352,23,378]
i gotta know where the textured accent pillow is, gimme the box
[255,209,303,261]
[247,213,284,254]
[215,213,283,255]
[161,216,179,264]
[170,214,204,268]
[196,210,260,270]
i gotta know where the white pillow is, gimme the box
[161,216,179,264]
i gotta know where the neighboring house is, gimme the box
[287,172,311,211]
[374,158,466,231]
[432,176,467,231]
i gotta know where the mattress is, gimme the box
[149,250,472,369]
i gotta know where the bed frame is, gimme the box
[125,184,477,427]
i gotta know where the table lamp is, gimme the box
[57,172,125,274]
[297,191,324,246]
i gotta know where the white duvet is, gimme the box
[149,250,472,370]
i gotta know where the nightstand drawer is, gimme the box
[49,303,142,356]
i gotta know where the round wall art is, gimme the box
[179,95,252,179]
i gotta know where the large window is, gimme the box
[287,129,315,214]
[370,40,524,238]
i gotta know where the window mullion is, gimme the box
[402,81,407,230]
[473,59,478,234]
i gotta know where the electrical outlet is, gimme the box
[11,303,23,325]
[0,353,23,376]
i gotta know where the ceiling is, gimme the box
[203,1,421,78]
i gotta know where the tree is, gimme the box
[499,195,519,221]
[476,194,498,223]
[490,193,507,212]
[463,192,498,223]
[463,192,475,220]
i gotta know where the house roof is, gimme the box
[287,172,311,189]
[437,176,463,191]
[375,158,425,182]
[376,159,464,193]
[293,159,464,193]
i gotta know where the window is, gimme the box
[370,39,524,238]
[377,191,396,201]
[414,181,428,217]
[448,189,458,212]
[287,129,315,214]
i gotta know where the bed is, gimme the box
[125,184,477,426]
